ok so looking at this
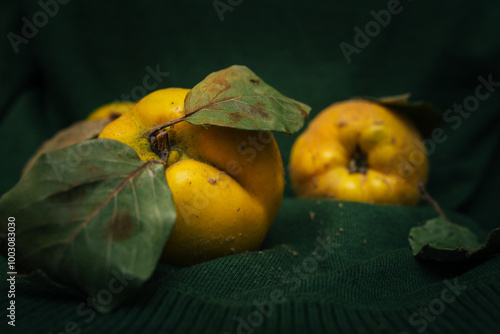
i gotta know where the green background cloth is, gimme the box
[1,0,499,333]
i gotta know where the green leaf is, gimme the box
[183,65,311,134]
[408,218,500,262]
[0,139,176,312]
[362,93,441,138]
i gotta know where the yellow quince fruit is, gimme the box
[98,88,284,265]
[289,99,428,205]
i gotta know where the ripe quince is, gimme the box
[289,99,428,205]
[98,88,285,265]
[87,101,135,120]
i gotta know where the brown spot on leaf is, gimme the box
[102,212,134,242]
[248,103,271,119]
[49,185,89,204]
[211,76,231,90]
[293,101,309,120]
[250,79,259,85]
[229,112,243,123]
[209,76,232,97]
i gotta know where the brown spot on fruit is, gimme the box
[102,212,134,242]
[208,177,220,184]
[250,79,259,85]
[108,112,122,121]
[338,121,347,127]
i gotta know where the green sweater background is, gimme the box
[1,1,499,333]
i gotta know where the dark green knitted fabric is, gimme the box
[1,1,499,333]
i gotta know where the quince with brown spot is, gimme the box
[289,99,428,205]
[98,88,285,265]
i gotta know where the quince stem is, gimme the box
[146,96,240,138]
[149,130,171,162]
[147,115,189,138]
[418,183,449,221]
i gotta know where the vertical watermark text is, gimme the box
[6,217,17,327]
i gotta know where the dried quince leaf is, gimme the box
[362,93,441,138]
[0,139,176,312]
[183,65,311,134]
[22,118,113,175]
[408,217,500,262]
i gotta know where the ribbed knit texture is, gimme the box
[1,200,499,333]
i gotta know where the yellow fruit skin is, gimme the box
[163,160,267,264]
[289,100,428,205]
[99,88,284,265]
[87,101,135,120]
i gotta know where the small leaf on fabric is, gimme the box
[409,218,500,262]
